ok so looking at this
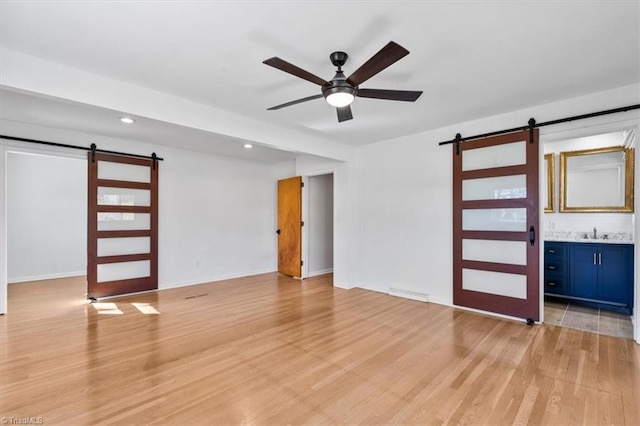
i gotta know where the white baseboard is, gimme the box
[357,285,430,304]
[355,283,389,294]
[388,288,429,303]
[9,271,86,284]
[333,282,355,290]
[308,268,333,278]
[426,295,454,307]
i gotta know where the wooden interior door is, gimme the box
[277,176,302,277]
[87,153,158,299]
[453,130,540,321]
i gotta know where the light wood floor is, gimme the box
[1,274,639,425]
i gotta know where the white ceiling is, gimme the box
[0,1,638,152]
[0,88,299,162]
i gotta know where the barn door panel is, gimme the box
[87,153,158,299]
[453,130,540,321]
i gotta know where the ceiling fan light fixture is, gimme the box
[264,42,421,122]
[324,86,355,108]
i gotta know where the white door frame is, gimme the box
[538,113,640,344]
[0,140,85,314]
[301,170,335,279]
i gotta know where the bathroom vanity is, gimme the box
[544,240,634,314]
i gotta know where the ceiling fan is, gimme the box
[263,41,422,123]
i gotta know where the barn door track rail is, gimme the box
[0,134,164,163]
[438,104,640,155]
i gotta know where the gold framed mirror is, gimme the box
[544,153,555,212]
[560,146,635,212]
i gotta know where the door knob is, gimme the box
[276,229,281,234]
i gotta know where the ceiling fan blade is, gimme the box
[346,41,409,87]
[336,105,353,122]
[263,57,331,87]
[357,88,422,102]
[267,94,324,110]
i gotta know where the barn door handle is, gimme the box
[529,225,535,246]
[276,229,281,235]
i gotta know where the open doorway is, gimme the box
[541,129,636,340]
[6,151,87,312]
[304,173,334,278]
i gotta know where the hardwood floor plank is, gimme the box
[1,273,638,425]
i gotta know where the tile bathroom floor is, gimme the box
[544,297,634,339]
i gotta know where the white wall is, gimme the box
[0,120,295,313]
[354,84,640,309]
[7,152,87,282]
[307,174,333,276]
[356,129,450,299]
[156,143,293,287]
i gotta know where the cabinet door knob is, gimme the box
[599,253,602,265]
[548,265,555,270]
[548,249,555,253]
[593,253,596,265]
[548,282,556,286]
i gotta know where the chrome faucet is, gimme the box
[593,227,597,239]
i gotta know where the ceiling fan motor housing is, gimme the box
[330,51,349,69]
[324,51,356,100]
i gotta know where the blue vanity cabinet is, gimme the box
[597,244,632,304]
[545,241,634,314]
[544,242,568,295]
[567,242,634,314]
[569,244,598,300]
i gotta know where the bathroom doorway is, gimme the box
[541,127,636,340]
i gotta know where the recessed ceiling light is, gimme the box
[244,144,253,149]
[119,117,135,124]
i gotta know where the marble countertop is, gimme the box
[544,231,633,244]
[544,237,633,244]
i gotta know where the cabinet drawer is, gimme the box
[544,261,565,275]
[544,242,567,260]
[545,277,567,294]
[544,243,567,262]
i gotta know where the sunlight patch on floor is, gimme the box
[92,302,123,315]
[132,302,160,315]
